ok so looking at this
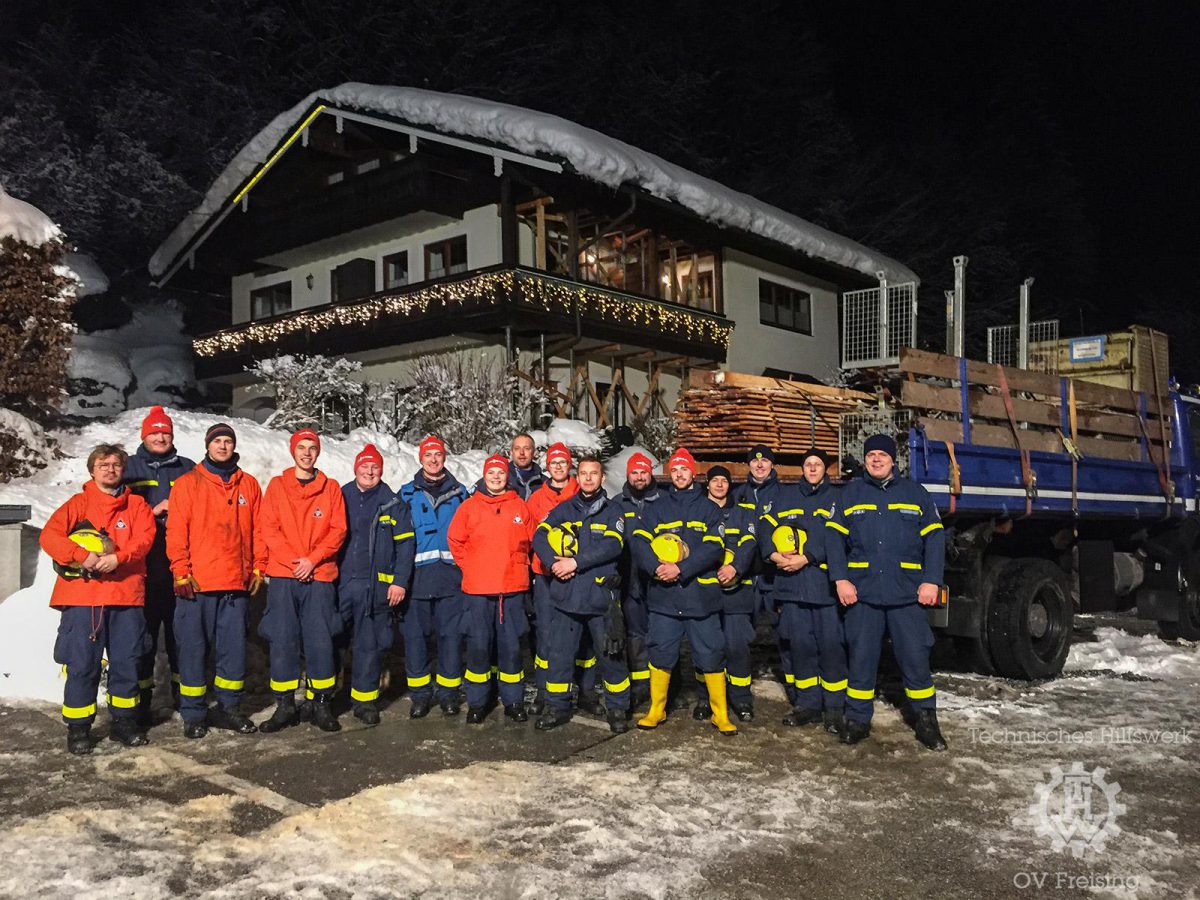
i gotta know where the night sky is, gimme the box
[3,1,1196,373]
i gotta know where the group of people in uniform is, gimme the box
[40,406,949,755]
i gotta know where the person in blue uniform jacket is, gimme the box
[760,447,846,734]
[630,447,738,736]
[507,432,545,500]
[337,444,415,726]
[614,452,659,709]
[397,435,469,718]
[122,406,194,724]
[693,465,759,723]
[824,433,948,750]
[531,455,631,734]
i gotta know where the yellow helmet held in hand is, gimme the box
[771,524,807,556]
[546,525,578,558]
[651,532,689,564]
[53,521,116,579]
[722,548,734,568]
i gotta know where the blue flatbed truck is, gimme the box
[883,348,1196,680]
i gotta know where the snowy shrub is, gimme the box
[64,344,134,417]
[0,408,57,482]
[246,354,364,431]
[633,414,677,461]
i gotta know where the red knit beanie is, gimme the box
[626,452,653,476]
[290,428,320,456]
[419,435,447,457]
[483,453,510,475]
[667,447,697,474]
[355,443,384,471]
[546,442,572,465]
[141,406,173,439]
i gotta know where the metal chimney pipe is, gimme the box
[1018,277,1034,369]
[952,255,969,357]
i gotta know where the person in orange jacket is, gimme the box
[258,428,348,734]
[447,453,535,723]
[166,423,266,740]
[40,443,157,754]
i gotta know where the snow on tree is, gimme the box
[0,187,76,416]
[247,353,365,430]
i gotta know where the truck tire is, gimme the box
[1159,554,1200,641]
[987,558,1074,679]
[950,556,1018,676]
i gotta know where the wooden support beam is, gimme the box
[577,365,610,429]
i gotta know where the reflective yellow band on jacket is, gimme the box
[905,685,936,700]
[179,683,207,697]
[784,673,795,685]
[108,693,139,708]
[724,526,741,535]
[603,530,624,544]
[378,572,395,584]
[604,678,631,693]
[655,521,683,531]
[821,677,848,692]
[62,703,96,719]
[888,503,922,512]
[848,561,870,569]
[819,563,828,570]
[844,504,877,514]
[920,522,944,536]
[826,521,850,535]
[137,677,155,690]
[546,681,571,693]
[686,520,706,529]
[793,676,819,690]
[737,502,756,510]
[394,531,414,541]
[575,657,597,669]
[407,674,432,688]
[814,508,832,518]
[762,514,778,527]
[738,534,755,545]
[776,508,804,518]
[214,675,244,691]
[379,515,397,525]
[464,669,492,683]
[697,576,720,584]
[308,675,336,690]
[436,674,462,688]
[900,562,923,570]
[728,673,752,687]
[702,535,723,544]
[498,670,524,684]
[632,529,653,541]
[630,669,650,681]
[129,479,159,488]
[534,656,548,670]
[847,686,876,700]
[270,678,299,692]
[624,511,636,518]
[351,687,380,702]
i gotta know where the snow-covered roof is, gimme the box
[0,186,61,246]
[149,84,918,285]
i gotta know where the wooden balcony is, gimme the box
[193,266,733,379]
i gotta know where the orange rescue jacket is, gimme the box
[166,464,266,592]
[526,478,579,576]
[40,482,156,608]
[260,469,347,582]
[447,488,535,595]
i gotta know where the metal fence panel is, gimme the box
[842,282,917,368]
[986,320,1059,372]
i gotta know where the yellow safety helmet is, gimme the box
[722,548,735,568]
[771,524,807,557]
[651,532,689,564]
[53,522,115,579]
[546,525,578,558]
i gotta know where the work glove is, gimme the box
[604,588,626,658]
[246,569,265,596]
[174,574,198,600]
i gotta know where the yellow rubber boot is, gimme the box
[704,672,739,736]
[637,665,671,730]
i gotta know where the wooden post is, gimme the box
[648,233,660,298]
[669,245,678,303]
[500,177,518,266]
[535,202,547,271]
[567,209,579,279]
[712,248,724,315]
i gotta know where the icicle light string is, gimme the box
[193,270,733,357]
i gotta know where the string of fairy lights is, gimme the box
[192,269,734,357]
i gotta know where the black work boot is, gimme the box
[109,717,149,747]
[259,695,300,733]
[183,720,208,739]
[630,682,650,710]
[823,708,845,736]
[731,702,754,723]
[840,718,871,745]
[607,707,629,734]
[208,705,257,734]
[66,724,92,755]
[353,703,381,727]
[782,707,822,727]
[311,697,342,733]
[535,706,571,731]
[137,690,154,729]
[466,707,487,724]
[504,704,529,723]
[575,691,603,717]
[410,696,432,719]
[913,709,948,751]
[439,697,461,717]
[692,702,713,721]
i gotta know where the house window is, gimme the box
[331,257,376,303]
[250,282,292,319]
[383,251,409,290]
[424,235,468,280]
[759,279,812,334]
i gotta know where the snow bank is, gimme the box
[150,84,918,285]
[62,251,109,297]
[1065,626,1197,678]
[0,185,60,246]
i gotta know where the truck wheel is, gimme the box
[987,558,1074,679]
[1158,556,1200,641]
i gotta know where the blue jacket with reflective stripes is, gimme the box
[122,445,195,578]
[732,470,784,588]
[399,470,467,599]
[760,477,837,605]
[616,480,660,604]
[508,463,546,501]
[337,482,415,608]
[533,490,625,616]
[824,473,945,606]
[714,500,759,615]
[631,482,724,617]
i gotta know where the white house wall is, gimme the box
[231,204,503,324]
[721,248,840,379]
